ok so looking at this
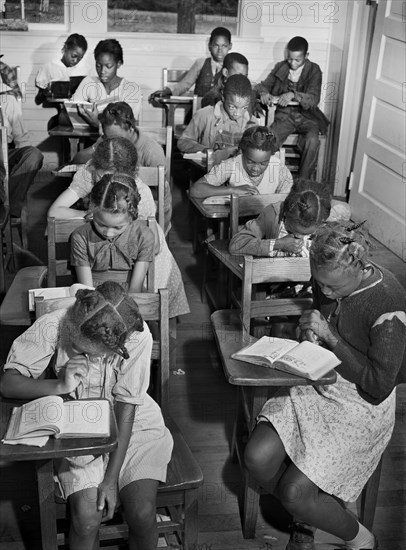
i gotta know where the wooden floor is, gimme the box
[0,159,405,549]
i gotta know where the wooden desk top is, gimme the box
[189,196,230,220]
[211,309,337,387]
[0,400,118,462]
[48,125,99,138]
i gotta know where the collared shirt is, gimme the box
[177,101,256,153]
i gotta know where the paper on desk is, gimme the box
[2,436,50,447]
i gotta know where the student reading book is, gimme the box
[3,396,110,441]
[231,336,340,380]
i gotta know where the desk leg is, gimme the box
[240,386,270,539]
[36,459,58,550]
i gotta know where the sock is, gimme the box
[345,521,375,549]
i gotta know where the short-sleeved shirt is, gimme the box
[70,219,155,274]
[204,152,293,195]
[35,59,88,89]
[69,165,156,220]
[72,76,142,121]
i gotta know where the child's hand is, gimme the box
[275,235,304,254]
[97,479,118,521]
[278,92,295,107]
[231,185,259,196]
[77,103,99,127]
[57,354,88,394]
[258,91,273,105]
[299,309,338,349]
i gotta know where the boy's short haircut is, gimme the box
[223,52,248,71]
[223,74,252,98]
[287,36,309,54]
[210,27,232,43]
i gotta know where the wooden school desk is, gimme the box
[48,125,99,164]
[211,309,337,538]
[152,95,193,127]
[0,400,118,550]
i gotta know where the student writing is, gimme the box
[190,125,293,199]
[177,74,257,166]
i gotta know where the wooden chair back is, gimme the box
[240,254,312,336]
[47,216,156,291]
[137,125,173,184]
[229,193,288,238]
[138,165,165,232]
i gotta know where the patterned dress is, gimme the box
[258,264,406,501]
[4,310,173,499]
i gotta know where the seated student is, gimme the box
[71,101,172,228]
[35,33,88,105]
[201,52,248,108]
[0,54,22,99]
[244,220,406,550]
[149,27,232,101]
[190,125,293,199]
[229,179,331,257]
[1,281,174,550]
[72,39,142,126]
[255,36,329,179]
[49,137,156,226]
[48,138,189,318]
[1,94,44,219]
[177,74,257,165]
[71,173,155,293]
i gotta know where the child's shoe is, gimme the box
[286,522,316,550]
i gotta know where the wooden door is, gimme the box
[349,0,406,259]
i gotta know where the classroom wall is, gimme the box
[0,0,341,173]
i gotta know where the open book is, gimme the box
[231,336,341,380]
[3,396,111,443]
[28,283,94,311]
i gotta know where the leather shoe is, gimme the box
[286,522,316,550]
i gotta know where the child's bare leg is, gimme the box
[244,422,287,484]
[68,487,103,550]
[120,478,159,550]
[277,463,359,539]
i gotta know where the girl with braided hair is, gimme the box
[244,221,406,550]
[190,125,293,199]
[71,172,189,318]
[1,281,173,550]
[70,173,155,293]
[229,178,332,257]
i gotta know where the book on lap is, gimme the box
[3,396,111,443]
[231,337,341,380]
